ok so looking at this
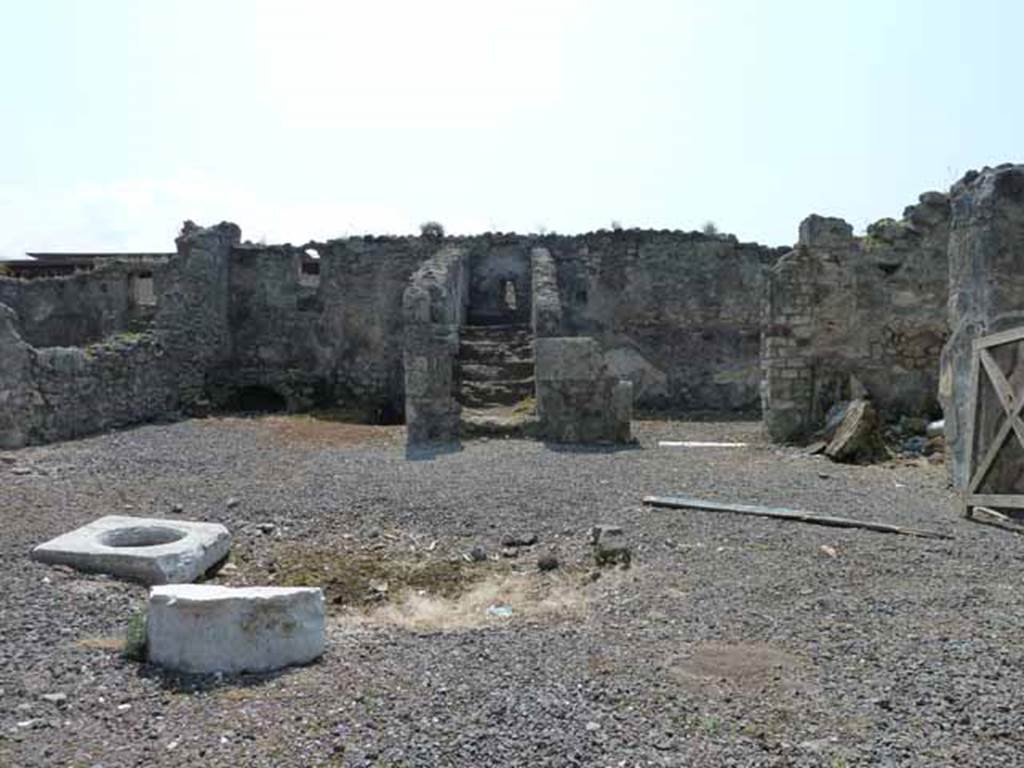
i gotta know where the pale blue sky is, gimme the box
[1,0,1020,256]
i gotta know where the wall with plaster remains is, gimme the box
[545,231,779,411]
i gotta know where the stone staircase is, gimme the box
[456,324,535,409]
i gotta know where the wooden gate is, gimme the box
[962,327,1024,518]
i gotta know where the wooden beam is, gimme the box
[642,495,952,540]
[974,326,1024,351]
[965,494,1024,508]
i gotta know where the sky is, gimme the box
[0,0,1021,257]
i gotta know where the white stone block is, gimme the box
[32,515,230,585]
[147,585,326,674]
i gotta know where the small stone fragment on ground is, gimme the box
[537,552,559,571]
[226,497,241,509]
[591,525,631,568]
[501,533,538,548]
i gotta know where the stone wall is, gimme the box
[403,246,469,443]
[315,237,431,420]
[465,239,532,326]
[0,262,152,348]
[153,221,239,407]
[0,304,178,448]
[940,164,1024,488]
[212,243,325,410]
[0,221,238,448]
[544,230,778,410]
[763,194,950,442]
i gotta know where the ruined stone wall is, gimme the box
[316,237,431,419]
[465,238,532,326]
[403,246,469,443]
[0,263,148,348]
[940,164,1024,488]
[763,195,950,442]
[543,230,777,411]
[212,243,326,410]
[0,303,178,448]
[209,235,465,431]
[0,303,37,448]
[0,222,240,448]
[217,231,772,414]
[153,221,238,407]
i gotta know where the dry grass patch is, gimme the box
[238,546,493,610]
[340,570,589,632]
[75,636,125,652]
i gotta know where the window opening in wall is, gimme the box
[131,272,156,307]
[503,280,517,311]
[299,254,321,287]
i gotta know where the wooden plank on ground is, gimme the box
[642,495,952,540]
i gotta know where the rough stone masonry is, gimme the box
[1,164,1022,470]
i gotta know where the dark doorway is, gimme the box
[226,386,287,413]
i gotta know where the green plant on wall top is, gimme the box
[419,221,445,239]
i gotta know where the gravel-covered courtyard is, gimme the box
[2,415,1022,767]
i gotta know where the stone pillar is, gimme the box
[761,216,855,442]
[402,247,467,445]
[535,336,632,443]
[940,164,1024,488]
[530,246,562,338]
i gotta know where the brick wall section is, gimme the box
[763,195,950,442]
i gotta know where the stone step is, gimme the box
[459,325,533,345]
[457,361,535,382]
[457,379,535,408]
[460,323,531,338]
[457,340,534,364]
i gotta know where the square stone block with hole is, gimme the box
[147,585,326,674]
[31,515,231,585]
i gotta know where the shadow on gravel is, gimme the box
[133,658,314,695]
[634,409,761,423]
[405,441,463,461]
[542,441,642,455]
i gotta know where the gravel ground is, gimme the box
[2,415,1023,767]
